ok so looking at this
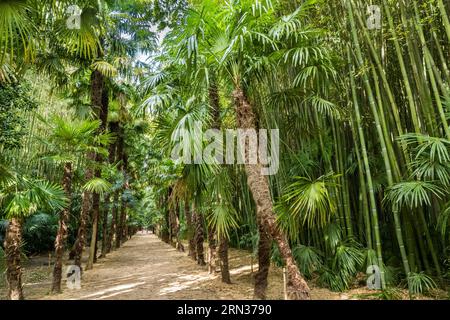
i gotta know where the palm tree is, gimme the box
[208,0,325,299]
[42,116,110,292]
[0,167,66,299]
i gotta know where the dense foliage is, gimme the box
[0,0,449,300]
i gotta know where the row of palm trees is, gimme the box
[142,0,450,299]
[1,0,450,301]
[0,0,169,299]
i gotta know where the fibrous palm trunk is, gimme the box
[193,204,206,265]
[86,191,100,270]
[51,162,72,293]
[207,224,217,273]
[87,85,109,269]
[106,191,119,253]
[254,222,271,299]
[73,69,104,269]
[100,200,109,258]
[175,204,184,251]
[185,202,196,260]
[5,218,24,300]
[233,88,310,299]
[218,235,231,284]
[207,78,219,274]
[115,124,126,249]
[73,173,93,269]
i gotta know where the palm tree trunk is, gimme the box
[208,76,224,275]
[106,191,119,253]
[86,192,100,270]
[73,176,92,269]
[73,69,104,269]
[185,202,196,260]
[254,222,271,299]
[100,198,109,258]
[51,162,72,293]
[4,218,24,300]
[87,83,109,268]
[207,222,217,273]
[117,199,127,247]
[233,88,310,300]
[218,235,231,284]
[175,204,184,251]
[193,204,205,265]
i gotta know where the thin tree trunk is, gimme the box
[218,235,231,284]
[207,77,219,274]
[73,184,92,269]
[193,204,206,266]
[106,191,119,253]
[73,69,104,269]
[185,202,196,260]
[115,124,126,249]
[175,204,184,251]
[233,88,310,299]
[87,76,108,270]
[117,199,126,247]
[4,218,24,300]
[207,223,217,273]
[51,162,72,293]
[99,198,109,258]
[254,222,271,299]
[86,192,100,270]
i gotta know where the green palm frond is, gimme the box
[437,201,450,240]
[0,0,37,62]
[306,95,341,119]
[323,223,342,252]
[269,0,321,41]
[55,6,101,60]
[385,181,447,209]
[1,178,66,219]
[398,133,450,163]
[407,272,437,295]
[82,177,112,196]
[91,60,118,77]
[282,172,339,228]
[411,157,450,186]
[0,58,17,83]
[293,244,323,278]
[333,241,364,277]
[208,202,239,240]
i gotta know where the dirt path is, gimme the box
[44,232,260,300]
[1,232,439,300]
[4,232,351,300]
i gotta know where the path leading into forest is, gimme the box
[45,232,257,300]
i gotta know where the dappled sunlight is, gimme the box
[230,265,253,276]
[78,281,146,299]
[159,273,214,295]
[95,288,136,300]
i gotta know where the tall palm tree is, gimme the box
[0,167,66,299]
[42,116,110,292]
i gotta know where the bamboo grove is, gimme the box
[0,0,450,300]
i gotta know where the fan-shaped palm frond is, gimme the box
[0,0,37,62]
[0,177,67,219]
[208,202,239,240]
[91,60,117,77]
[293,244,323,278]
[407,272,437,295]
[282,172,339,228]
[399,133,450,163]
[82,177,112,196]
[385,181,447,209]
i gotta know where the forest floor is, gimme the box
[0,232,443,300]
